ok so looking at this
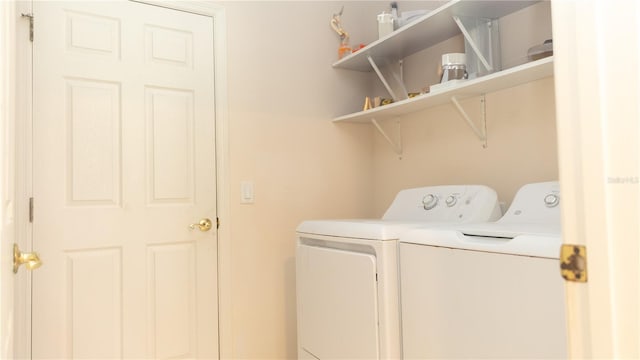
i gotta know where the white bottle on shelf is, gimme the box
[377,12,394,38]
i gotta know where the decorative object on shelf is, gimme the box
[330,6,352,59]
[352,43,366,53]
[369,96,400,108]
[528,39,553,61]
[363,96,373,111]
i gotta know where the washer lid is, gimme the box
[400,227,561,258]
[458,222,561,238]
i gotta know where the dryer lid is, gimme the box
[297,219,447,240]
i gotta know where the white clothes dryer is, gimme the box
[296,185,502,360]
[399,181,567,359]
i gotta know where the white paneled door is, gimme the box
[31,1,218,358]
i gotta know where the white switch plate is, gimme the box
[240,181,254,204]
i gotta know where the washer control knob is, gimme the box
[422,194,438,210]
[544,194,560,208]
[445,195,457,207]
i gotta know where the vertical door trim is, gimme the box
[552,0,640,358]
[11,0,35,358]
[0,2,18,358]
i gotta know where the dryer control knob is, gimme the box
[422,194,438,210]
[445,195,457,207]
[544,194,560,208]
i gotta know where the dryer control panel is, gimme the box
[383,185,502,223]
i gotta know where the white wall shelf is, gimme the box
[332,0,551,153]
[332,0,539,72]
[333,56,554,124]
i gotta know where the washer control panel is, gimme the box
[383,185,502,223]
[501,181,561,225]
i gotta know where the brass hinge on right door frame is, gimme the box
[29,197,33,223]
[560,244,588,283]
[21,13,34,42]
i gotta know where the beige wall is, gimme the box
[221,1,557,358]
[372,1,557,215]
[372,78,558,215]
[221,2,379,358]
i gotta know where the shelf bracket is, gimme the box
[367,55,408,102]
[451,95,487,148]
[371,118,402,156]
[452,16,493,73]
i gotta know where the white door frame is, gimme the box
[552,0,640,358]
[0,1,19,358]
[9,1,35,357]
[5,1,232,358]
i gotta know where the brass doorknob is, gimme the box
[189,218,212,232]
[13,243,42,274]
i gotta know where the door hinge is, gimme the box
[560,244,587,283]
[28,197,34,223]
[216,217,220,229]
[21,13,34,42]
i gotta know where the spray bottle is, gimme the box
[390,2,398,30]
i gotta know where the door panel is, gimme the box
[32,1,217,358]
[68,249,123,359]
[66,78,121,205]
[145,87,194,203]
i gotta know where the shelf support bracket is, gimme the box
[452,16,493,73]
[371,118,402,156]
[367,55,408,102]
[451,95,487,148]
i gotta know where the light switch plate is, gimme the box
[241,181,254,204]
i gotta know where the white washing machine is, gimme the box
[399,181,567,359]
[296,185,502,360]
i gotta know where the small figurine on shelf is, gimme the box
[363,96,372,111]
[330,6,352,59]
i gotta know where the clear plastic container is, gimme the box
[440,53,467,83]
